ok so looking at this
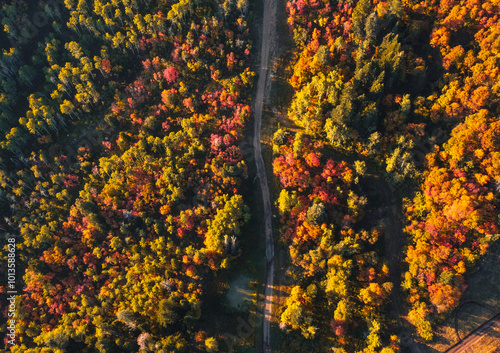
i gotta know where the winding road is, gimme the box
[252,0,277,350]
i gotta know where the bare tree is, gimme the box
[231,236,237,254]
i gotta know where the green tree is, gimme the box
[365,11,380,44]
[352,0,372,38]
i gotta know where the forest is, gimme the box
[0,0,253,351]
[0,0,499,352]
[275,0,500,349]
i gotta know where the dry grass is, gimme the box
[423,240,500,352]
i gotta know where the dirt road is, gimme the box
[253,0,277,350]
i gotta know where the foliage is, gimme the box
[274,133,397,351]
[283,0,500,341]
[0,0,254,350]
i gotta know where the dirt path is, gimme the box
[253,0,277,350]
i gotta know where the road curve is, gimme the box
[252,0,276,350]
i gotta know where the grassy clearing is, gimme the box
[226,275,253,310]
[266,0,295,119]
[423,239,500,352]
[457,322,500,353]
